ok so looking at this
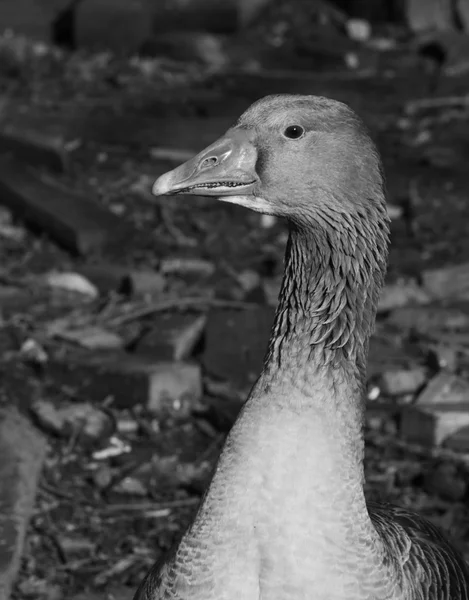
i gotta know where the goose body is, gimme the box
[134,95,469,600]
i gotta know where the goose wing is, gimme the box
[370,501,469,600]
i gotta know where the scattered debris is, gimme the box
[31,399,115,443]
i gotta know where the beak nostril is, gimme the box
[200,156,218,170]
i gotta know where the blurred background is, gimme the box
[2,0,469,599]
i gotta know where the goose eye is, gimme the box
[283,125,304,140]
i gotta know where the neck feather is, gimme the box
[264,199,389,392]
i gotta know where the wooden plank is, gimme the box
[0,120,69,172]
[0,157,128,255]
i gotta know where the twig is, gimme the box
[100,498,200,513]
[405,94,469,116]
[371,432,469,466]
[106,296,254,326]
[159,204,197,248]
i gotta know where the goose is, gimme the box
[134,94,469,600]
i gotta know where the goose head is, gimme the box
[153,94,386,228]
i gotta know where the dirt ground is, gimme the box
[2,30,469,600]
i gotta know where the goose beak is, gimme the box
[152,128,258,197]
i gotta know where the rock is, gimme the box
[113,476,147,496]
[92,465,113,490]
[45,272,99,299]
[203,306,275,391]
[0,407,47,600]
[346,18,371,42]
[49,352,203,414]
[20,338,48,364]
[133,313,206,361]
[380,367,427,396]
[400,372,469,446]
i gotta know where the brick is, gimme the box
[122,270,166,299]
[380,367,427,397]
[134,314,206,361]
[400,372,469,446]
[49,352,202,414]
[0,156,130,255]
[203,306,275,391]
[0,407,47,599]
[422,262,469,301]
